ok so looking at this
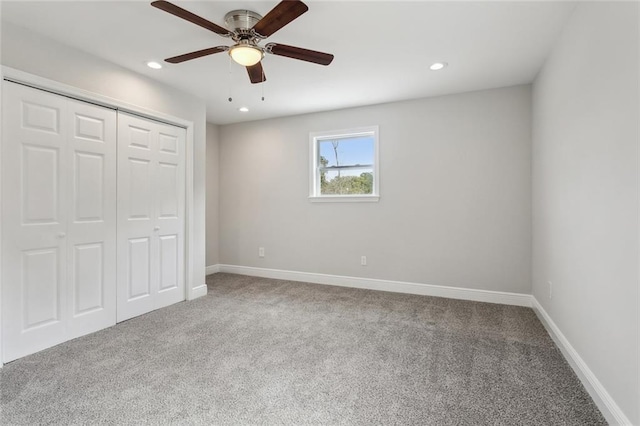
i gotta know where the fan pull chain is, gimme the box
[261,66,265,101]
[227,56,233,102]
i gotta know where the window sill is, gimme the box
[309,195,380,203]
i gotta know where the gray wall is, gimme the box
[206,123,220,266]
[1,22,208,293]
[532,2,639,423]
[218,85,532,294]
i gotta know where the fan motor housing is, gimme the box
[224,10,262,33]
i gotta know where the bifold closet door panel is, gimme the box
[1,83,117,362]
[2,83,69,362]
[66,99,117,339]
[117,113,155,321]
[117,113,185,322]
[154,121,186,311]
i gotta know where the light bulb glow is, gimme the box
[229,44,263,67]
[146,61,163,69]
[239,107,249,112]
[429,62,447,71]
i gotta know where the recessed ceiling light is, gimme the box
[429,62,447,71]
[146,61,163,70]
[239,107,249,112]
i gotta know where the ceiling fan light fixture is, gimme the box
[229,43,264,67]
[152,0,334,84]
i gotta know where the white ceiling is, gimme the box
[1,1,576,125]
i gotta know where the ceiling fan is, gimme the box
[151,0,334,84]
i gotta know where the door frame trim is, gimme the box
[0,66,202,366]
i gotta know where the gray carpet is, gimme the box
[1,273,605,425]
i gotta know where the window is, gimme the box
[309,126,379,202]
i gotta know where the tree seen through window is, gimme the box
[318,135,374,195]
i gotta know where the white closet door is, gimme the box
[66,99,117,338]
[154,121,186,310]
[1,82,117,362]
[117,113,185,322]
[2,83,69,362]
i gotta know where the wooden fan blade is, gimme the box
[252,0,308,38]
[266,43,334,66]
[246,62,267,84]
[151,1,231,36]
[165,46,228,63]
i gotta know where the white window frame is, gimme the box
[309,125,379,202]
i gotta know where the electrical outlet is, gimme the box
[258,247,265,258]
[548,281,553,299]
[360,256,367,266]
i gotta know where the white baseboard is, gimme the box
[205,264,221,275]
[189,284,208,300]
[532,298,631,425]
[215,264,533,307]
